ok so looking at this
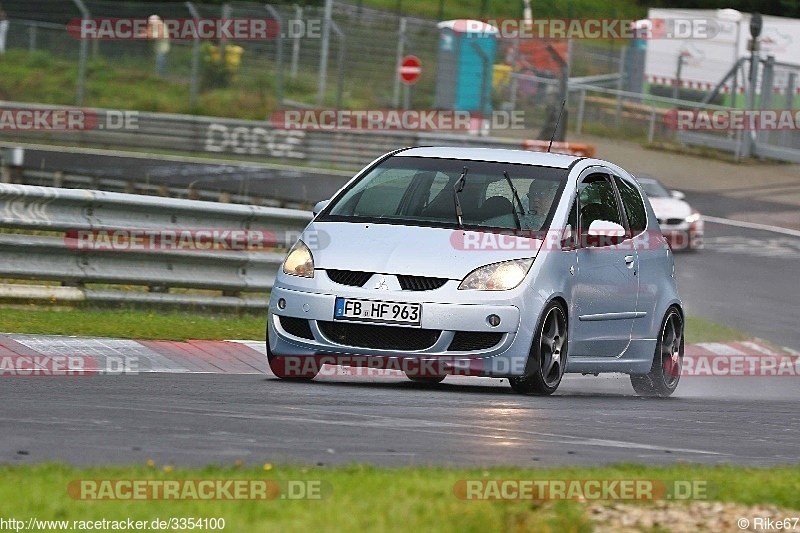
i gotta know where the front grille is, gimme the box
[448,331,504,351]
[318,321,440,351]
[397,274,449,291]
[659,218,684,226]
[326,269,373,287]
[278,316,314,340]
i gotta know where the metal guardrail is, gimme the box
[0,183,312,309]
[0,102,522,170]
[17,169,299,208]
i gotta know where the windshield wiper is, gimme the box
[503,171,524,230]
[453,166,468,228]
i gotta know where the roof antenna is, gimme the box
[547,99,567,153]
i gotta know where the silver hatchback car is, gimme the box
[267,147,684,396]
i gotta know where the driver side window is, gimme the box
[578,173,627,247]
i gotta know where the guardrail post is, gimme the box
[28,24,37,52]
[0,148,23,183]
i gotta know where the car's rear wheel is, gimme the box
[630,307,683,397]
[509,301,568,395]
[266,333,319,381]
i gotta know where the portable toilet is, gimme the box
[434,20,498,115]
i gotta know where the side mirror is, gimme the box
[586,219,626,247]
[670,190,686,200]
[312,200,330,216]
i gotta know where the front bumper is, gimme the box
[660,219,704,250]
[267,284,537,377]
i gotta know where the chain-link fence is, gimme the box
[1,1,798,161]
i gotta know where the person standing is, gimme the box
[147,14,170,76]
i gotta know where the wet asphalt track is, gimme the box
[1,150,799,468]
[3,371,798,467]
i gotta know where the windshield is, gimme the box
[320,156,568,232]
[637,179,670,198]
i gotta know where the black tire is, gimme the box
[630,307,683,397]
[509,301,568,395]
[405,374,445,384]
[266,334,319,381]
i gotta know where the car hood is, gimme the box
[648,197,692,219]
[303,221,541,279]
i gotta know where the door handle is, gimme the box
[624,255,635,268]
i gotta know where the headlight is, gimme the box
[458,258,534,291]
[684,213,701,224]
[283,240,314,278]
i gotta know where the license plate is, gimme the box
[334,297,421,325]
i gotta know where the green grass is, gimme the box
[0,463,796,532]
[0,307,267,341]
[685,316,748,344]
[0,306,748,344]
[0,51,277,120]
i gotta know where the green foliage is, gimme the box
[0,463,798,531]
[0,307,267,341]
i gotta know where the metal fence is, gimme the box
[0,182,311,309]
[1,1,797,162]
[0,1,622,126]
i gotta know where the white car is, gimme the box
[267,148,685,397]
[635,175,703,250]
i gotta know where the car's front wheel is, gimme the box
[630,307,683,397]
[509,301,568,395]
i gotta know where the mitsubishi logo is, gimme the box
[375,277,389,290]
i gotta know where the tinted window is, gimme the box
[615,176,648,233]
[578,174,624,232]
[323,157,568,231]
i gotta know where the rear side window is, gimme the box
[615,176,647,234]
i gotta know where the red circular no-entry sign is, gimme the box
[399,55,422,85]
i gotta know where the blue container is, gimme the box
[434,20,498,114]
